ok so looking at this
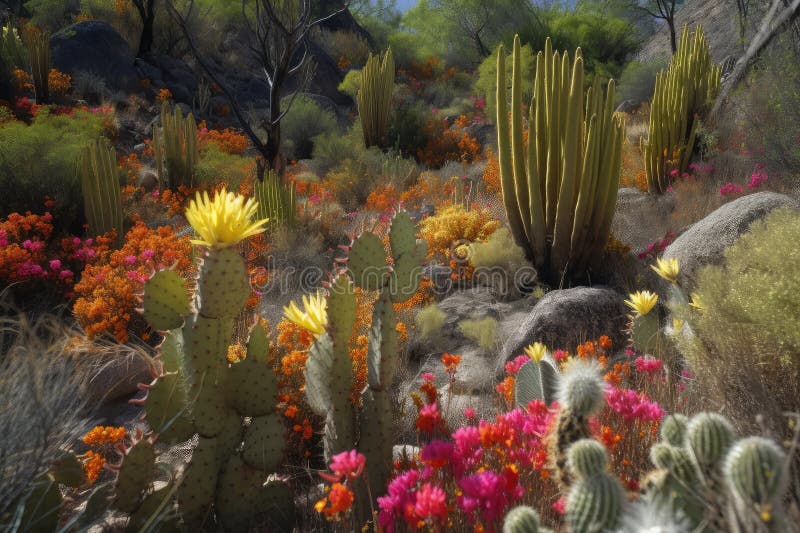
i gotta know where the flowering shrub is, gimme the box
[197,122,249,155]
[637,231,676,261]
[48,69,71,99]
[73,222,192,342]
[417,117,482,169]
[418,205,498,260]
[156,88,172,102]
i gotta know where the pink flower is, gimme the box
[378,470,422,531]
[421,372,435,382]
[152,190,160,198]
[421,440,453,468]
[634,356,663,374]
[720,182,743,196]
[670,168,679,177]
[140,249,155,260]
[126,270,147,284]
[124,255,137,265]
[505,354,531,375]
[59,269,74,279]
[553,349,568,362]
[416,403,442,434]
[49,259,62,270]
[22,239,43,252]
[457,469,522,523]
[552,497,566,515]
[463,407,475,420]
[414,483,448,523]
[321,449,366,482]
[605,386,664,422]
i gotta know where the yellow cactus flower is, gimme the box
[689,292,705,311]
[651,257,680,284]
[672,318,684,332]
[524,342,547,363]
[283,292,328,338]
[184,188,267,249]
[624,290,658,316]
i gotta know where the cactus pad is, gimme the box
[216,455,269,531]
[241,413,286,472]
[305,333,334,416]
[259,480,297,532]
[182,315,233,373]
[389,212,417,258]
[227,355,278,417]
[348,232,387,290]
[143,269,190,331]
[515,359,558,408]
[114,439,156,513]
[51,452,85,488]
[159,330,184,373]
[197,248,250,318]
[144,373,194,444]
[178,436,217,529]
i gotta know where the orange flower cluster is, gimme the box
[73,222,192,343]
[48,69,71,99]
[81,425,126,483]
[417,118,483,169]
[482,152,502,195]
[156,88,172,103]
[12,67,33,93]
[393,276,433,312]
[197,122,249,155]
[314,482,355,519]
[365,183,400,213]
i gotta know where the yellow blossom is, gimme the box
[184,188,267,249]
[524,342,547,363]
[624,290,658,316]
[283,292,328,338]
[651,257,680,284]
[689,292,705,311]
[672,318,684,332]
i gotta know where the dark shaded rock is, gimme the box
[499,287,628,376]
[663,192,799,288]
[51,21,138,93]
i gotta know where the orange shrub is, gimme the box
[197,121,249,155]
[12,67,33,93]
[156,88,172,103]
[48,69,71,99]
[482,151,501,195]
[417,118,482,169]
[365,183,400,213]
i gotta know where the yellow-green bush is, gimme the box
[415,303,446,340]
[458,317,498,350]
[194,146,255,190]
[469,227,527,271]
[280,95,338,160]
[682,207,800,435]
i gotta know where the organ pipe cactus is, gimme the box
[96,189,297,530]
[254,169,296,226]
[357,47,394,148]
[25,30,50,103]
[153,101,198,190]
[496,36,624,285]
[79,138,124,247]
[643,25,720,194]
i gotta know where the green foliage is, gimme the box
[280,94,338,160]
[475,42,535,122]
[0,107,112,230]
[194,146,253,189]
[26,30,51,104]
[386,96,430,156]
[153,101,198,190]
[358,48,394,148]
[458,316,498,349]
[616,58,668,105]
[469,227,528,271]
[684,207,800,436]
[386,31,425,69]
[1,25,27,101]
[415,303,446,340]
[496,36,624,285]
[338,68,362,99]
[316,28,371,68]
[24,0,78,31]
[254,170,296,227]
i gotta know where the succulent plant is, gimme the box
[358,47,394,148]
[254,169,296,227]
[496,35,624,284]
[153,101,198,189]
[568,439,609,479]
[686,412,736,472]
[502,505,541,533]
[79,138,125,247]
[660,413,689,447]
[566,440,623,533]
[514,356,559,408]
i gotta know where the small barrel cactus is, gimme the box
[567,472,623,533]
[568,439,609,479]
[649,442,676,470]
[724,436,788,526]
[686,412,735,471]
[503,505,541,533]
[660,413,689,447]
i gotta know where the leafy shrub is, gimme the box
[417,117,482,169]
[682,207,800,435]
[194,146,255,189]
[0,106,116,231]
[280,95,338,160]
[386,96,429,156]
[387,31,425,69]
[474,42,535,121]
[469,227,527,270]
[338,68,362,99]
[311,123,366,175]
[458,316,498,349]
[415,303,446,340]
[24,0,79,31]
[616,58,667,105]
[315,28,371,68]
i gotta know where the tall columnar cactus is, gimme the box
[724,437,789,531]
[254,169,296,227]
[565,439,623,533]
[643,25,720,194]
[94,189,297,530]
[550,359,605,489]
[79,138,124,247]
[357,47,394,148]
[25,30,50,104]
[153,101,198,190]
[496,36,624,284]
[304,212,426,519]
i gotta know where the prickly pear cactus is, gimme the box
[515,357,559,408]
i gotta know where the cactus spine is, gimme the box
[565,439,623,533]
[496,36,624,284]
[357,47,394,148]
[79,138,124,247]
[643,25,720,194]
[153,101,198,189]
[254,169,296,227]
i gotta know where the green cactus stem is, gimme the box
[79,138,125,247]
[358,48,394,148]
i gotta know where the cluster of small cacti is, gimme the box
[357,47,394,148]
[304,211,426,518]
[565,439,624,533]
[79,138,124,247]
[254,169,296,227]
[643,25,721,194]
[153,101,198,189]
[496,36,624,284]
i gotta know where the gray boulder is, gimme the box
[51,21,139,93]
[498,287,628,376]
[663,192,799,287]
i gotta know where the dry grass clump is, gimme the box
[681,207,800,437]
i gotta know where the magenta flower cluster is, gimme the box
[605,386,665,422]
